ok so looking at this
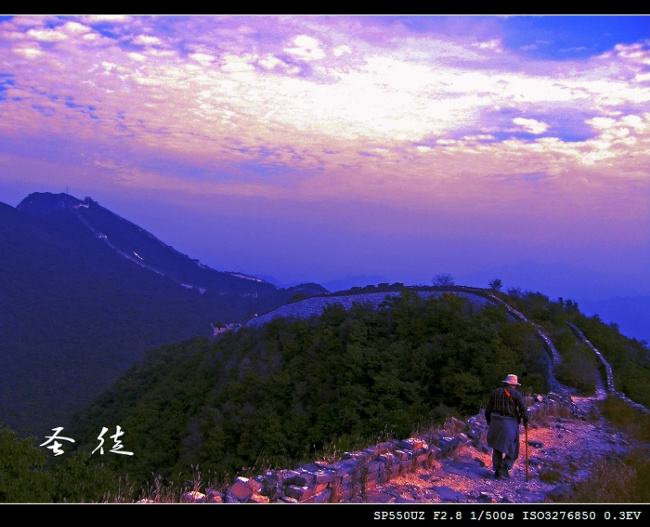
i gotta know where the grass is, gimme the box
[553,446,650,503]
[549,397,650,503]
[101,464,227,503]
[530,401,574,424]
[598,397,650,443]
[538,460,565,484]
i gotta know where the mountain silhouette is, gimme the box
[0,192,327,437]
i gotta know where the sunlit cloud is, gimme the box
[131,35,162,46]
[473,39,502,52]
[0,15,648,287]
[333,44,352,56]
[513,117,548,134]
[285,35,326,61]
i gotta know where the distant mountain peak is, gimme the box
[13,191,324,300]
[17,191,87,213]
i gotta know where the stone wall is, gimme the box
[171,392,575,504]
[168,289,643,504]
[244,290,493,329]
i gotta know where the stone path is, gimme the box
[354,398,634,503]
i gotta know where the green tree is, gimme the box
[488,278,503,291]
[0,426,54,502]
[432,273,455,286]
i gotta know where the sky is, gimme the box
[0,15,649,305]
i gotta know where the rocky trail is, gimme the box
[344,292,648,504]
[349,309,648,505]
[178,292,649,505]
[181,386,645,506]
[354,393,635,503]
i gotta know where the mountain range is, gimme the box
[0,192,326,437]
[1,191,647,440]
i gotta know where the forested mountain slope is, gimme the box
[0,192,326,437]
[63,286,649,492]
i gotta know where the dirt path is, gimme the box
[356,395,633,503]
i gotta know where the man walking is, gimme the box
[485,374,529,479]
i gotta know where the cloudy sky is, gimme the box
[0,15,648,302]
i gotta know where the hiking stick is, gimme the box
[525,423,529,482]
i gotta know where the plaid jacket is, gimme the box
[485,385,529,424]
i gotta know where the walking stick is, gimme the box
[525,423,529,482]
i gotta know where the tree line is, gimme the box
[2,287,648,502]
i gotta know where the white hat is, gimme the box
[502,374,521,386]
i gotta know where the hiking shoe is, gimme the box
[494,469,502,479]
[501,467,511,479]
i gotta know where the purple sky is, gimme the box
[0,15,648,302]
